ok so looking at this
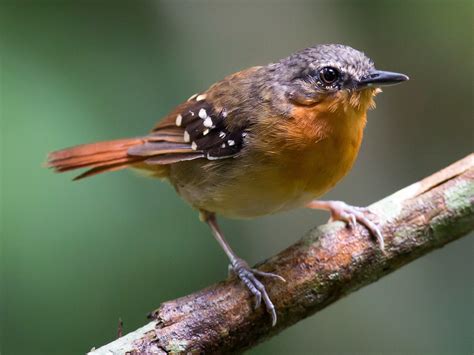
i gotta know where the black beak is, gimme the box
[358,70,409,88]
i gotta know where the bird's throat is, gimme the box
[327,87,380,113]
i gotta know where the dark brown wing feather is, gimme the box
[149,97,248,161]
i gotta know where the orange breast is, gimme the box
[286,104,366,197]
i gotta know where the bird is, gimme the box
[46,44,408,326]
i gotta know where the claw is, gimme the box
[230,258,284,326]
[357,215,385,252]
[349,214,357,229]
[260,286,277,327]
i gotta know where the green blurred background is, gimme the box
[1,1,473,354]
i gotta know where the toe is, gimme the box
[252,269,286,283]
[353,212,385,251]
[263,291,277,327]
[338,211,357,229]
[252,277,277,327]
[253,288,262,309]
[349,214,357,228]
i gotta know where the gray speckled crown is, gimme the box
[276,44,375,81]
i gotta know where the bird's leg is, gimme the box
[200,211,285,326]
[306,200,385,251]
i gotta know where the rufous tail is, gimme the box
[46,137,146,180]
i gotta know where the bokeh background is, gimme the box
[1,1,473,354]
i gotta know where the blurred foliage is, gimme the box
[0,1,472,354]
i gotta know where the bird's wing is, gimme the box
[130,96,249,164]
[130,66,265,165]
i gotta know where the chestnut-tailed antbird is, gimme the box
[47,44,409,325]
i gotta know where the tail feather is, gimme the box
[47,132,204,180]
[46,137,146,180]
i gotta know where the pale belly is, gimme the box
[170,134,361,219]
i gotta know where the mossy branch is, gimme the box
[89,154,474,354]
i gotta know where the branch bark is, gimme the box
[90,154,474,354]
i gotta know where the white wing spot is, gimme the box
[222,110,228,118]
[203,117,213,128]
[198,108,207,119]
[203,128,210,136]
[221,143,226,148]
[183,131,190,142]
[227,139,235,146]
[175,114,182,127]
[191,141,197,151]
[219,131,226,139]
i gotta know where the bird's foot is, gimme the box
[229,258,285,326]
[308,200,385,251]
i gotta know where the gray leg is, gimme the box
[201,211,285,326]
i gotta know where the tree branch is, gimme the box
[90,154,474,354]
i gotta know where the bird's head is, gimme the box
[271,44,409,111]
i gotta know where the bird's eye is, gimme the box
[319,67,340,85]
